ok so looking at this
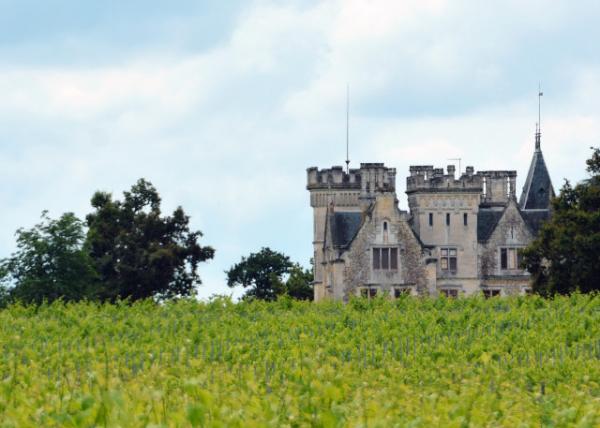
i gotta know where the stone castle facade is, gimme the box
[306,133,554,301]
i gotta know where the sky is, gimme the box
[1,0,599,299]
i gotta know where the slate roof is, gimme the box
[478,203,551,242]
[521,210,551,235]
[477,142,554,242]
[329,212,362,248]
[477,209,504,242]
[519,147,555,210]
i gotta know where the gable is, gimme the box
[484,201,533,245]
[340,193,428,295]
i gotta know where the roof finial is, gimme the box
[536,84,543,151]
[345,83,350,173]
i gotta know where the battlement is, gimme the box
[406,164,482,193]
[358,163,396,193]
[306,166,361,190]
[307,163,396,192]
[478,170,517,204]
[478,170,517,179]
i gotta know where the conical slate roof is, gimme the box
[519,135,555,210]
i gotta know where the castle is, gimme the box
[306,130,554,301]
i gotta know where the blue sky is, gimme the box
[1,0,599,298]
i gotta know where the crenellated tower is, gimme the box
[406,165,482,285]
[306,163,396,299]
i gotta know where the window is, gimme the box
[446,213,450,226]
[373,248,380,269]
[500,247,523,270]
[429,213,433,226]
[383,221,388,231]
[372,247,399,270]
[390,248,398,269]
[463,213,468,226]
[382,248,389,269]
[483,289,501,298]
[441,289,458,298]
[394,287,411,298]
[359,287,378,298]
[440,248,457,272]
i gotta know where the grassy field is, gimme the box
[0,294,599,427]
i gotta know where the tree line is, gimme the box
[1,148,599,305]
[0,179,312,306]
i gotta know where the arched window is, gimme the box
[383,221,388,231]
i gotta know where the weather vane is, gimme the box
[536,84,543,150]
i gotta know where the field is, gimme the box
[0,295,599,427]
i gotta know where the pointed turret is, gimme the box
[519,126,555,210]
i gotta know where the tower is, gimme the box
[520,88,555,212]
[406,165,482,292]
[306,163,396,300]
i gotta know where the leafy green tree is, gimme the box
[286,263,313,301]
[226,248,313,301]
[0,211,97,304]
[226,247,291,301]
[86,178,214,301]
[522,147,600,295]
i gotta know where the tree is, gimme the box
[522,147,600,295]
[285,263,314,301]
[226,248,313,301]
[0,211,97,304]
[226,248,290,301]
[86,178,214,301]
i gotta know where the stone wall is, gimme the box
[342,192,427,299]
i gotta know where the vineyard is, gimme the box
[0,295,599,427]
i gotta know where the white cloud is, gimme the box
[1,0,599,297]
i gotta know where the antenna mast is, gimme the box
[448,158,462,175]
[345,84,350,173]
